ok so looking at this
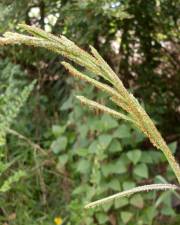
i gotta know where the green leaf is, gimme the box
[121,211,133,224]
[122,181,136,190]
[133,163,149,178]
[74,148,88,157]
[168,141,177,154]
[144,206,156,222]
[58,154,68,166]
[102,202,113,212]
[76,159,91,174]
[130,194,144,208]
[131,129,145,144]
[114,198,129,209]
[72,184,89,195]
[96,213,109,224]
[127,149,142,165]
[140,152,153,164]
[101,114,119,131]
[101,164,113,177]
[114,159,127,174]
[91,170,101,184]
[102,160,126,177]
[51,136,68,154]
[108,139,122,153]
[86,187,97,200]
[60,96,73,110]
[88,140,101,153]
[150,151,163,163]
[113,125,131,138]
[155,191,172,208]
[78,124,89,138]
[108,178,121,191]
[98,134,112,149]
[52,125,66,137]
[161,206,175,216]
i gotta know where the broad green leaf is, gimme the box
[102,160,126,177]
[133,163,149,178]
[108,178,121,191]
[102,202,113,212]
[86,187,97,200]
[140,152,153,164]
[114,159,127,174]
[113,125,131,138]
[161,206,175,216]
[131,129,145,144]
[130,194,144,208]
[168,141,177,154]
[150,151,163,163]
[98,134,112,149]
[91,170,101,184]
[52,125,66,137]
[96,213,109,224]
[92,120,106,132]
[58,154,68,166]
[101,114,119,131]
[76,159,91,174]
[51,136,68,154]
[121,211,133,224]
[101,164,114,177]
[108,139,122,153]
[60,96,73,110]
[122,181,136,190]
[114,198,129,209]
[144,206,156,222]
[127,149,142,165]
[78,124,89,138]
[88,140,101,153]
[155,191,172,207]
[74,148,88,157]
[72,184,89,195]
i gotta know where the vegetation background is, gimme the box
[0,0,179,224]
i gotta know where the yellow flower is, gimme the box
[54,216,63,225]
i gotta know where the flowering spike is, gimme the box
[85,184,179,209]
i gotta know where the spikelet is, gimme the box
[85,184,179,208]
[76,96,136,124]
[62,62,125,102]
[90,45,130,97]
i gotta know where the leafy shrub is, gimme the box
[50,86,179,225]
[0,60,34,198]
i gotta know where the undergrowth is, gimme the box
[0,24,179,224]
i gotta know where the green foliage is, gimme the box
[0,1,179,225]
[0,170,26,193]
[0,61,34,215]
[2,23,178,185]
[48,89,179,224]
[0,60,35,145]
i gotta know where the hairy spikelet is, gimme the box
[76,96,136,124]
[85,184,179,208]
[90,45,130,97]
[62,62,125,102]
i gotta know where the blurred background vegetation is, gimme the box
[0,0,180,224]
